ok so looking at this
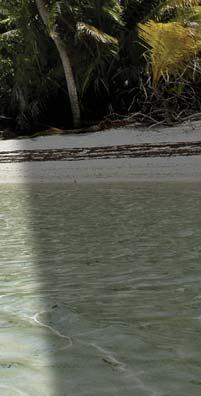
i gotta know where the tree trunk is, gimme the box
[35,0,81,127]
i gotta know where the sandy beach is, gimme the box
[0,120,201,183]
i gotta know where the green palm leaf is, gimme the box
[77,22,118,45]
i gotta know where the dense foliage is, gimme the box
[0,0,201,133]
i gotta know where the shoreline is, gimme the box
[1,121,201,183]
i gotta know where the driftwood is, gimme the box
[1,111,201,140]
[35,118,138,137]
[34,111,201,137]
[181,112,201,122]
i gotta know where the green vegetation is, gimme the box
[0,0,201,134]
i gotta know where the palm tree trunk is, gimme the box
[35,0,81,127]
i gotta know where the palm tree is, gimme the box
[0,0,123,129]
[35,0,124,127]
[35,0,81,128]
[35,0,123,127]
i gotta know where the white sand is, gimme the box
[0,157,201,183]
[0,120,201,151]
[0,121,201,183]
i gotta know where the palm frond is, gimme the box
[138,20,201,88]
[0,29,19,39]
[161,0,201,12]
[102,2,123,26]
[182,5,201,23]
[157,0,201,22]
[77,22,118,45]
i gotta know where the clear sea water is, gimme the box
[0,182,201,396]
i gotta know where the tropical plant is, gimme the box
[112,1,165,111]
[0,1,121,128]
[0,0,201,131]
[0,1,58,129]
[138,0,201,89]
[75,0,122,109]
[35,0,82,127]
[138,20,201,89]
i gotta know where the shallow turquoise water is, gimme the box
[0,183,201,395]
